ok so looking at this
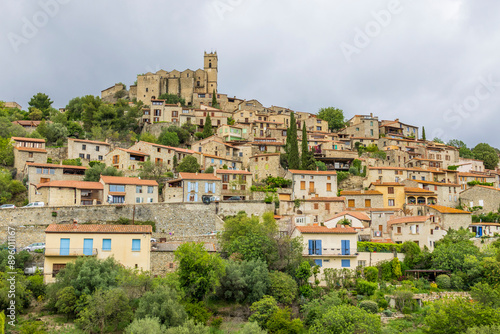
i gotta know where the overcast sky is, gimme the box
[1,0,499,148]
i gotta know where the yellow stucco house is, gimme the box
[43,223,152,283]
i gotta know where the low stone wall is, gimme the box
[0,201,272,248]
[46,147,68,163]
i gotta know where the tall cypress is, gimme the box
[287,112,300,169]
[422,126,426,141]
[202,114,213,138]
[301,121,315,170]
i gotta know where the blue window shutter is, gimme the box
[132,239,141,251]
[194,194,198,202]
[211,158,214,163]
[195,182,199,192]
[342,259,350,267]
[308,240,314,255]
[102,239,111,251]
[83,239,93,256]
[341,240,346,255]
[187,182,192,192]
[60,238,70,256]
[345,240,350,255]
[316,240,322,255]
[205,183,209,193]
[314,259,323,267]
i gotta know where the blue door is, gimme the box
[83,239,93,256]
[60,238,70,255]
[477,227,483,237]
[341,240,350,255]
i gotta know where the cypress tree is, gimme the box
[202,114,213,138]
[422,126,426,141]
[287,112,300,169]
[301,122,315,170]
[211,89,219,108]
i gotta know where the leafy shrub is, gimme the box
[249,295,279,328]
[301,291,343,327]
[392,290,414,312]
[309,304,382,334]
[356,279,377,296]
[358,242,403,253]
[450,274,464,290]
[376,296,388,309]
[466,325,500,334]
[239,322,267,334]
[125,317,165,334]
[436,274,451,289]
[268,271,297,304]
[163,319,210,334]
[210,316,223,329]
[184,301,212,325]
[382,309,393,317]
[359,300,378,314]
[265,307,303,334]
[364,266,378,282]
[135,286,187,327]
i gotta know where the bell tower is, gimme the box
[204,51,218,93]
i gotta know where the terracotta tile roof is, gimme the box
[14,147,47,153]
[351,207,402,212]
[249,141,284,146]
[470,222,500,226]
[414,180,460,187]
[11,137,46,143]
[216,169,252,175]
[178,172,221,181]
[404,187,436,194]
[475,185,500,191]
[12,120,47,126]
[295,225,357,234]
[68,138,110,145]
[203,154,238,162]
[369,166,408,170]
[26,162,88,170]
[100,175,158,186]
[289,169,337,175]
[109,191,126,196]
[427,205,471,214]
[45,224,152,234]
[327,211,371,221]
[341,190,383,196]
[116,148,149,156]
[458,172,494,178]
[387,215,430,227]
[371,182,405,186]
[303,197,345,202]
[37,181,103,190]
[136,141,197,154]
[252,153,281,158]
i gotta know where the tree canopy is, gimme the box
[317,107,346,131]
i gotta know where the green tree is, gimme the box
[157,93,186,106]
[138,160,168,182]
[473,143,500,170]
[248,295,280,328]
[432,228,480,274]
[422,126,426,140]
[44,123,69,145]
[177,156,200,173]
[202,114,213,139]
[466,325,500,334]
[55,286,77,319]
[301,291,343,327]
[211,89,219,109]
[76,288,133,333]
[158,131,179,147]
[448,139,467,148]
[66,121,85,138]
[460,146,475,159]
[164,319,210,334]
[28,93,53,117]
[140,132,157,144]
[0,169,26,204]
[433,137,444,144]
[83,163,123,182]
[317,107,346,131]
[268,271,298,304]
[135,286,187,327]
[470,282,500,308]
[175,242,225,301]
[125,317,166,334]
[286,112,299,169]
[28,108,43,120]
[310,304,382,334]
[217,259,270,304]
[301,122,316,170]
[0,138,14,166]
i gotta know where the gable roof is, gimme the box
[68,138,110,146]
[216,169,252,175]
[427,205,470,214]
[100,175,158,186]
[36,181,103,190]
[289,169,337,175]
[387,215,431,227]
[115,147,149,156]
[178,172,221,181]
[327,211,371,222]
[14,147,47,153]
[295,226,357,234]
[341,190,383,196]
[26,162,88,170]
[45,224,152,234]
[11,137,46,143]
[404,187,436,194]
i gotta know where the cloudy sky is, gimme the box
[1,0,499,148]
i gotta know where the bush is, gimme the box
[466,325,500,334]
[376,296,388,309]
[364,267,378,282]
[135,286,187,327]
[359,300,379,314]
[268,271,297,304]
[239,322,267,334]
[163,319,210,334]
[356,279,377,296]
[249,295,279,328]
[450,274,464,290]
[184,301,212,325]
[265,307,303,334]
[310,304,382,334]
[382,309,393,317]
[436,274,451,290]
[125,317,165,334]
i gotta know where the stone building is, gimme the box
[34,180,103,206]
[216,169,253,200]
[247,153,283,181]
[387,215,446,250]
[403,180,460,208]
[67,138,111,165]
[280,197,346,223]
[201,154,242,171]
[458,172,497,191]
[424,205,471,230]
[340,190,384,209]
[43,224,151,283]
[288,170,338,200]
[369,182,406,209]
[12,137,48,179]
[341,114,379,139]
[105,147,149,175]
[164,172,221,203]
[459,185,500,213]
[100,175,158,205]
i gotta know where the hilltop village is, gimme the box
[1,52,500,333]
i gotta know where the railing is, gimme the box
[306,248,358,256]
[308,188,316,194]
[45,248,98,256]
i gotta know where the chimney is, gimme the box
[196,171,198,175]
[72,219,78,229]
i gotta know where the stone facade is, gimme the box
[164,172,221,203]
[424,205,471,230]
[289,170,338,200]
[101,175,158,205]
[341,190,384,209]
[459,185,500,214]
[67,138,110,165]
[12,137,47,179]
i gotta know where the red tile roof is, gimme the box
[45,224,152,234]
[178,172,221,181]
[116,148,149,156]
[404,187,436,194]
[475,185,500,191]
[68,138,110,146]
[427,205,470,214]
[14,147,47,153]
[341,190,383,196]
[37,181,103,190]
[387,215,430,227]
[100,175,158,186]
[371,182,405,187]
[289,169,337,175]
[26,162,88,170]
[303,197,345,202]
[327,211,371,221]
[295,226,357,234]
[11,137,46,143]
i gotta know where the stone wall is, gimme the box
[46,147,68,162]
[0,201,273,248]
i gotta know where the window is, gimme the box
[86,154,90,160]
[112,196,125,204]
[98,155,103,160]
[327,183,332,191]
[365,199,371,207]
[82,144,86,150]
[300,181,306,190]
[79,153,85,159]
[136,186,143,193]
[388,199,395,206]
[325,203,330,211]
[96,146,100,151]
[148,186,154,193]
[358,260,366,267]
[327,176,331,180]
[136,197,144,203]
[308,240,322,255]
[132,239,141,251]
[110,184,125,192]
[112,155,119,164]
[341,259,351,268]
[388,187,394,194]
[313,203,319,210]
[348,199,355,208]
[397,226,402,234]
[102,239,111,251]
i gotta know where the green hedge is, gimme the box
[357,242,403,253]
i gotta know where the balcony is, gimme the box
[45,248,98,256]
[306,249,358,257]
[308,188,316,195]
